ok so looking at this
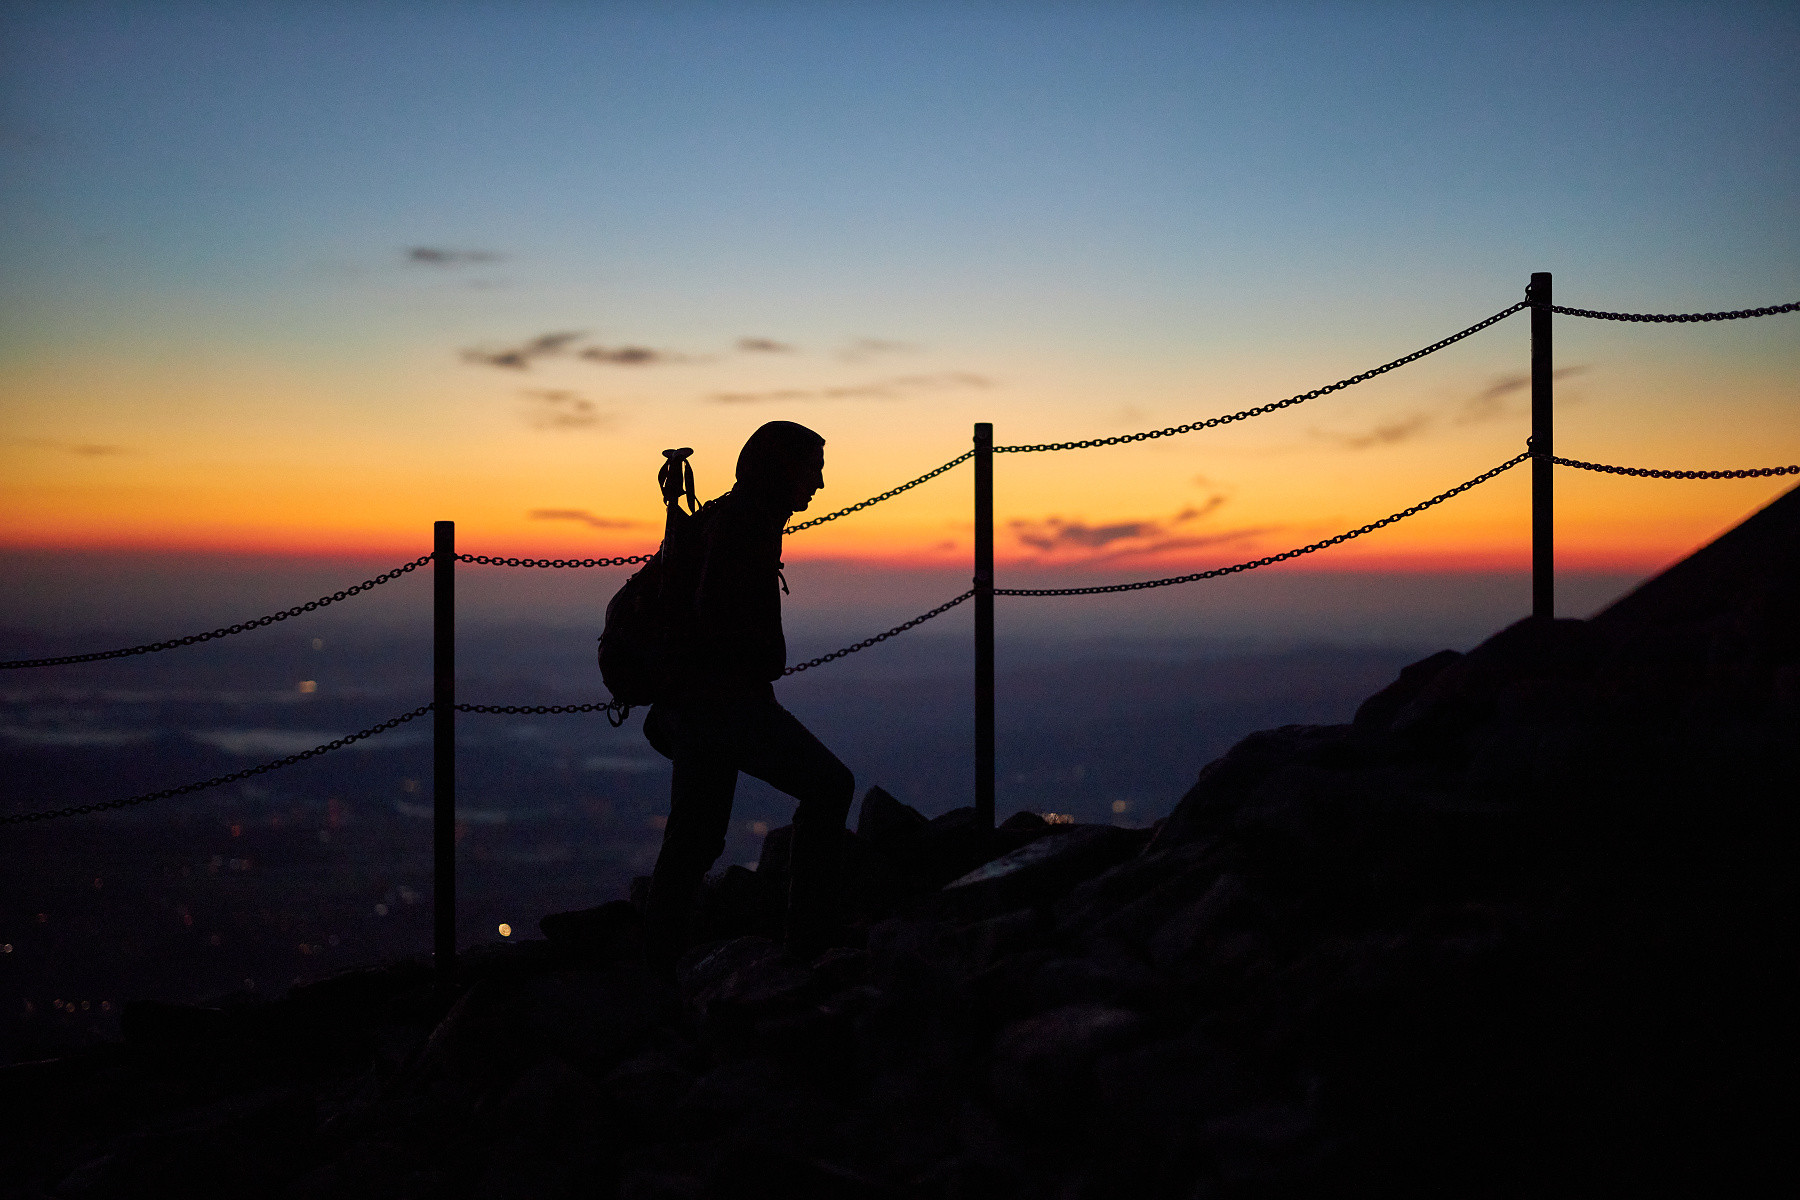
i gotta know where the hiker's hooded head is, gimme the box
[736,421,826,512]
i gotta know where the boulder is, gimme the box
[539,899,644,963]
[855,785,929,844]
[921,824,1148,920]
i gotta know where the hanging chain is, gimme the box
[995,451,1531,596]
[456,699,631,728]
[1,555,435,670]
[456,553,654,568]
[1547,301,1798,323]
[1549,455,1798,480]
[783,590,976,674]
[996,301,1531,453]
[784,451,975,535]
[0,705,434,825]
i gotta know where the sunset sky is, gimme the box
[3,2,1796,591]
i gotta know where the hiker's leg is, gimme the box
[643,706,738,970]
[724,697,855,954]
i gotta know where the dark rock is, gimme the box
[1353,648,1462,730]
[120,999,235,1049]
[808,946,869,993]
[1391,617,1611,737]
[987,1004,1145,1130]
[601,1049,697,1134]
[678,936,818,1034]
[476,1056,615,1200]
[1027,955,1160,1013]
[922,824,1147,920]
[915,805,1000,887]
[673,1056,793,1136]
[855,785,929,844]
[1146,873,1255,973]
[1152,724,1361,850]
[689,864,779,944]
[539,899,644,963]
[511,965,667,1077]
[998,809,1050,833]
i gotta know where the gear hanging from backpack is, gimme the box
[597,447,715,722]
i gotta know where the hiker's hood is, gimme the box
[734,421,824,502]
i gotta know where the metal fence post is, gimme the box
[973,423,995,832]
[433,521,456,995]
[1530,272,1553,621]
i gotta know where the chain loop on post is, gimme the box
[0,705,434,825]
[1,555,436,670]
[995,451,1532,597]
[995,301,1531,453]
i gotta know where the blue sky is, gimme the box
[7,1,1795,352]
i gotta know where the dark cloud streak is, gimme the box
[406,246,502,265]
[1456,365,1589,425]
[13,438,126,456]
[519,389,612,430]
[528,509,641,528]
[710,372,990,404]
[464,332,587,370]
[1010,494,1240,557]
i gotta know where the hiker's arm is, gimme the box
[694,505,785,681]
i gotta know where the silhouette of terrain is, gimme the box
[1,487,1793,1197]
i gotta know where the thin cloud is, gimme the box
[1315,413,1434,450]
[709,372,991,404]
[463,331,586,370]
[519,389,613,430]
[1457,365,1589,425]
[1091,526,1282,563]
[578,344,699,366]
[738,337,796,354]
[528,509,642,529]
[12,438,126,456]
[839,338,918,362]
[1010,496,1238,558]
[406,246,502,266]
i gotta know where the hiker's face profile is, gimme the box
[785,446,825,511]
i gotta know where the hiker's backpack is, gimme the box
[597,448,712,716]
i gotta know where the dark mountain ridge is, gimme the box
[3,486,1794,1199]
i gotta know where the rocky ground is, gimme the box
[2,487,1794,1199]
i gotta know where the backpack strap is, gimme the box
[659,447,698,514]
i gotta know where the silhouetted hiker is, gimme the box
[639,421,854,970]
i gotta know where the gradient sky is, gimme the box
[3,1,1796,582]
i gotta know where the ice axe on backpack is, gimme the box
[659,447,698,515]
[598,448,706,720]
